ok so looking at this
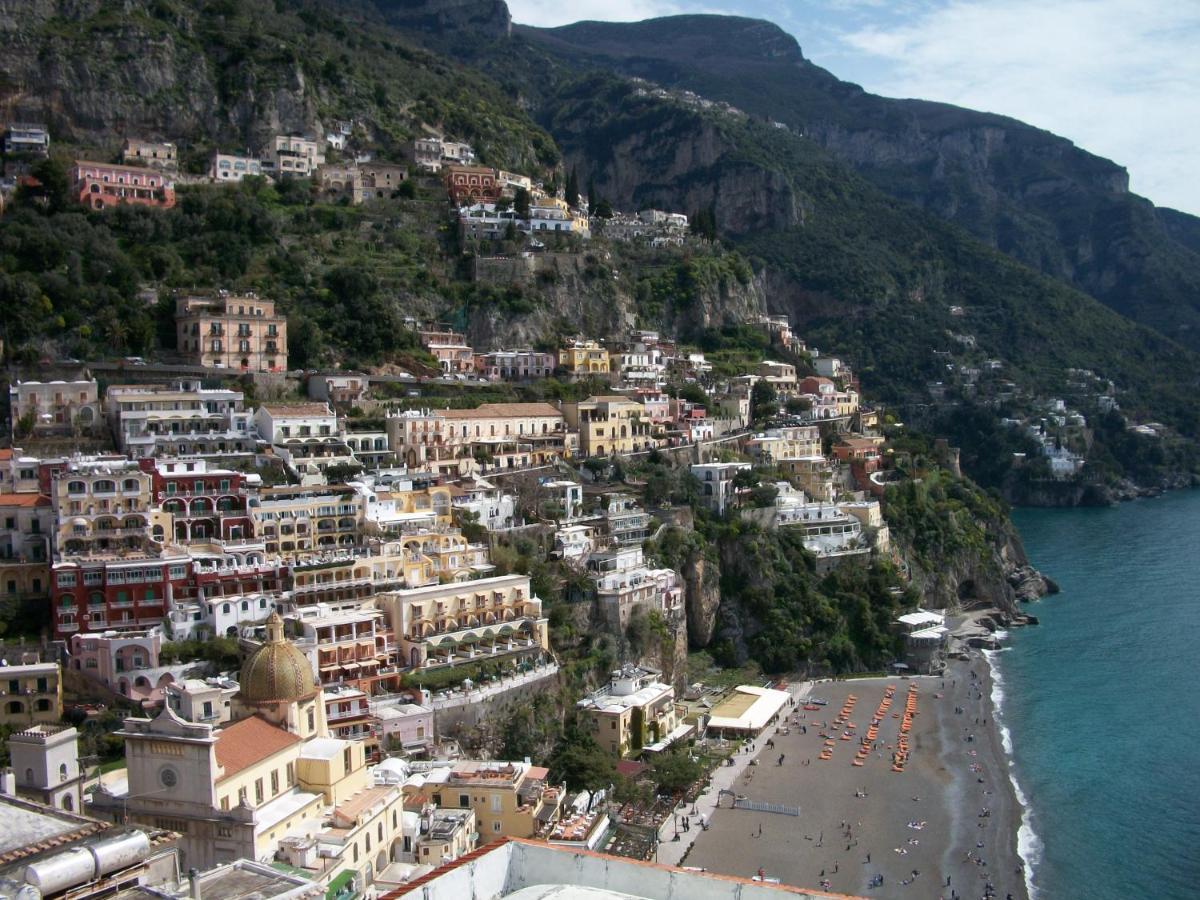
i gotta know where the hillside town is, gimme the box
[0,116,1117,900]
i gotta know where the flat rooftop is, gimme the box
[0,796,108,866]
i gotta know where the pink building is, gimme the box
[67,628,172,707]
[71,161,176,210]
[634,391,671,424]
[376,702,434,755]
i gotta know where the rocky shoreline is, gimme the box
[1005,471,1198,507]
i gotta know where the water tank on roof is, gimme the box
[23,848,95,895]
[23,831,150,895]
[92,831,150,876]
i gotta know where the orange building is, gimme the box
[444,165,501,205]
[71,161,176,210]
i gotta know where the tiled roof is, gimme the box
[214,716,302,782]
[0,493,50,507]
[438,403,561,418]
[260,403,333,417]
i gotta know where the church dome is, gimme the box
[239,612,318,703]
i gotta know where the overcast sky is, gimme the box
[508,0,1200,216]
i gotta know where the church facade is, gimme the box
[90,612,411,891]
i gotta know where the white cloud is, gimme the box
[507,0,684,28]
[839,0,1200,214]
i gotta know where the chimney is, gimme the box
[188,867,201,900]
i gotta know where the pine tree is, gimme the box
[565,168,579,206]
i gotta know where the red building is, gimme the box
[144,459,252,543]
[71,160,176,210]
[832,437,884,474]
[444,165,501,205]
[53,554,192,638]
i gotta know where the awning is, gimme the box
[643,723,696,754]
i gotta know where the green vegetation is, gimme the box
[160,636,241,668]
[703,520,913,673]
[883,470,1006,575]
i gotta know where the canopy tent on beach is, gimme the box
[704,685,791,736]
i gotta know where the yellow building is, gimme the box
[378,573,549,670]
[561,395,654,457]
[386,403,572,477]
[52,458,171,557]
[558,340,610,376]
[175,293,288,373]
[0,661,62,726]
[94,613,409,895]
[0,492,52,601]
[575,665,684,757]
[250,484,364,559]
[416,761,564,843]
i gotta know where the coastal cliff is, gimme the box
[884,471,1052,618]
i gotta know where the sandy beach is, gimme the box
[674,658,1027,899]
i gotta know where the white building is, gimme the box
[270,135,326,177]
[106,380,252,458]
[165,676,240,724]
[690,462,751,515]
[8,724,86,813]
[210,152,265,182]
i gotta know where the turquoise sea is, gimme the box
[996,491,1200,899]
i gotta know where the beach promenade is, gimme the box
[669,659,1026,899]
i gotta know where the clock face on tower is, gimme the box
[159,766,178,789]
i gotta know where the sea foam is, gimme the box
[984,648,1042,899]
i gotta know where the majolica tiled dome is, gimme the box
[239,611,318,703]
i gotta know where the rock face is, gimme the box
[897,510,1050,618]
[545,101,805,238]
[463,250,768,350]
[682,551,721,649]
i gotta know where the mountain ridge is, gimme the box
[517,13,1200,351]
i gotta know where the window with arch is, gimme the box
[67,481,86,494]
[59,763,68,781]
[24,768,34,784]
[123,479,139,491]
[93,480,116,493]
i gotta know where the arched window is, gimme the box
[93,480,116,493]
[63,795,74,811]
[59,763,69,781]
[24,768,34,784]
[67,481,86,494]
[123,479,139,491]
[222,604,231,614]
